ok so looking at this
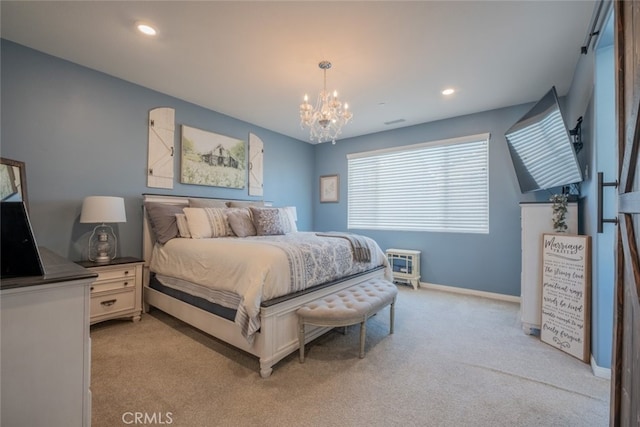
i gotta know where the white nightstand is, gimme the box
[386,248,421,290]
[76,257,144,325]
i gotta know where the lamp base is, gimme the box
[93,254,112,264]
[88,224,117,263]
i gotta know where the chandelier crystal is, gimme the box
[300,61,353,144]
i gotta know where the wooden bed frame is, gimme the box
[141,194,387,377]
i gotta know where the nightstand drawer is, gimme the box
[91,289,135,316]
[91,278,135,294]
[94,267,136,282]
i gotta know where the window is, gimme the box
[347,133,490,233]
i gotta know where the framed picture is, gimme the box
[180,125,246,189]
[320,174,339,203]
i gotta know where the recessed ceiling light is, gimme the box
[442,88,455,96]
[136,22,157,36]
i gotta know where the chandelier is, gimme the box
[299,60,353,144]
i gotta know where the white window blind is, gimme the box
[347,133,490,233]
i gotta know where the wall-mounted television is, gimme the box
[505,86,583,193]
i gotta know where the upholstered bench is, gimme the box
[296,278,398,362]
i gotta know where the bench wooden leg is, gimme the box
[359,320,366,358]
[298,321,306,363]
[390,299,395,334]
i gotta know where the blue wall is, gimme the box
[582,13,615,370]
[313,105,532,296]
[1,40,314,260]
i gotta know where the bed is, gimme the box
[141,194,391,377]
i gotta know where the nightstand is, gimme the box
[76,257,144,325]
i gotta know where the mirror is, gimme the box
[0,157,29,211]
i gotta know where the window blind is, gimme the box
[347,133,490,233]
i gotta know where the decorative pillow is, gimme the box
[183,207,231,238]
[250,207,289,236]
[226,200,265,208]
[281,206,298,233]
[226,208,257,237]
[189,198,228,209]
[144,202,185,244]
[175,213,191,238]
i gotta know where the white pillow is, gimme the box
[175,213,191,238]
[183,207,230,238]
[281,207,298,232]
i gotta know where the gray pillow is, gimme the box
[144,202,185,244]
[226,208,257,237]
[250,207,288,236]
[189,198,228,208]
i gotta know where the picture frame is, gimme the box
[0,157,29,211]
[180,125,246,189]
[320,174,339,203]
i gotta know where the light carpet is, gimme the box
[90,286,610,427]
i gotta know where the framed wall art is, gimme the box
[180,125,246,189]
[320,174,339,203]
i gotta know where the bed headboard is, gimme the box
[141,194,270,284]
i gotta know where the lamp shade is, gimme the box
[80,196,126,224]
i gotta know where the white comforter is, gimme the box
[149,232,390,341]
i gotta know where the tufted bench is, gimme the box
[296,278,398,362]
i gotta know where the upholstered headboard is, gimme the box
[141,193,271,284]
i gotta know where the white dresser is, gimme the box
[520,202,578,334]
[1,248,96,427]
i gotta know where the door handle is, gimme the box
[597,172,618,233]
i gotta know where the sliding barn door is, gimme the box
[610,1,640,425]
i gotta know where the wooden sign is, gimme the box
[540,233,591,362]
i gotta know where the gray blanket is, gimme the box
[315,232,372,263]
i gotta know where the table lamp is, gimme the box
[80,196,126,263]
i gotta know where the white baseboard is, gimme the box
[419,282,520,303]
[590,355,611,379]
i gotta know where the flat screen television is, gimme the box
[505,86,583,193]
[1,201,44,278]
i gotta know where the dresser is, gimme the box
[1,248,96,427]
[76,257,144,324]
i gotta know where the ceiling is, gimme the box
[1,1,597,144]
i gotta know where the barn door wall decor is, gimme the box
[180,125,246,189]
[248,133,264,196]
[147,107,175,189]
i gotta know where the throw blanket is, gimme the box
[315,232,372,262]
